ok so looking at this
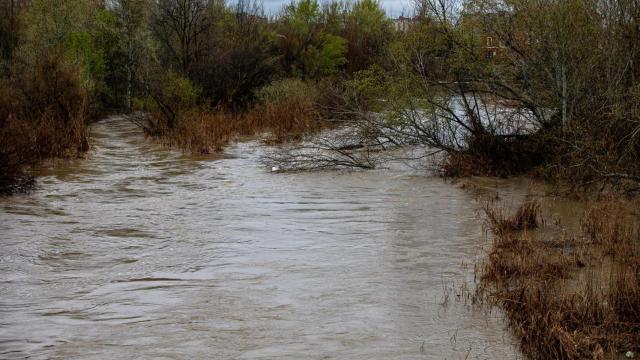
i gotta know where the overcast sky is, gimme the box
[260,0,415,17]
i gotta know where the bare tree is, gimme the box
[153,0,211,74]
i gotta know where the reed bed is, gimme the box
[477,199,640,359]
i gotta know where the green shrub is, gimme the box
[147,71,201,130]
[256,78,318,108]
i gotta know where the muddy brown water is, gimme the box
[0,116,523,359]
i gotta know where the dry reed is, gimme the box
[150,84,326,154]
[478,198,640,359]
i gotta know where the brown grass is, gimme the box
[246,93,323,144]
[582,200,638,257]
[485,200,541,235]
[148,85,326,154]
[478,198,640,359]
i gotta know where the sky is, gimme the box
[260,0,415,17]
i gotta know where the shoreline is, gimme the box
[470,185,640,359]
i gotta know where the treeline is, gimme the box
[0,0,393,192]
[2,0,639,193]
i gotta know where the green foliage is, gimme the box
[20,0,99,57]
[317,34,348,74]
[106,0,155,111]
[278,0,348,79]
[349,0,387,34]
[285,0,322,33]
[347,64,388,109]
[162,72,200,109]
[15,0,116,112]
[257,78,318,107]
[342,0,390,71]
[147,71,200,129]
[64,31,107,92]
[131,97,151,112]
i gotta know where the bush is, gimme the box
[146,71,200,132]
[0,48,89,193]
[150,78,337,154]
[256,78,318,108]
[251,79,323,142]
[165,108,237,154]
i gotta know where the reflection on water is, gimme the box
[0,116,521,359]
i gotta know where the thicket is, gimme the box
[0,0,96,193]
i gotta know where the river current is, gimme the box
[0,117,521,359]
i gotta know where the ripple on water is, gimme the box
[0,116,523,359]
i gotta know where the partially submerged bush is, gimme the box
[251,78,323,142]
[0,49,89,193]
[146,71,200,133]
[146,78,332,154]
[165,108,236,154]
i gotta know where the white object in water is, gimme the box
[271,166,281,172]
[627,351,635,358]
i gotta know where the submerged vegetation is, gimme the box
[478,198,640,359]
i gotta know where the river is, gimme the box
[0,116,521,359]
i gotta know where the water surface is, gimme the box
[0,117,520,359]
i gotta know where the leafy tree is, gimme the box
[190,0,277,110]
[99,0,155,111]
[343,0,391,71]
[277,0,347,79]
[16,0,105,111]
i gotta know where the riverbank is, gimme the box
[469,180,640,359]
[0,49,91,195]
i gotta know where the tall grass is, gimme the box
[478,199,640,359]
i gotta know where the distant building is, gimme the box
[460,11,520,61]
[480,33,506,60]
[392,16,414,32]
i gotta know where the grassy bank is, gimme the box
[477,198,639,359]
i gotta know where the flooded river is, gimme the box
[0,117,521,359]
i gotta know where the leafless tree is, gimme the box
[153,0,212,74]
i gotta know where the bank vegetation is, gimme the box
[479,198,639,359]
